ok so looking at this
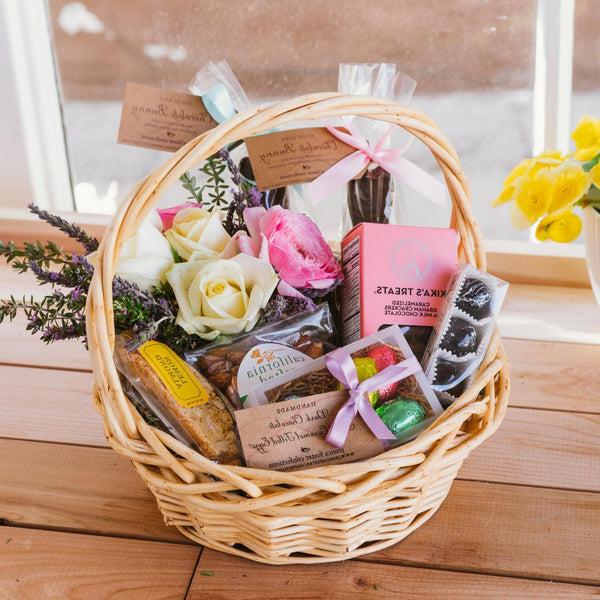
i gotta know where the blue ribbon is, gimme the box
[201,83,236,124]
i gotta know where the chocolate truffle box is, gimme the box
[422,264,508,406]
[85,93,510,564]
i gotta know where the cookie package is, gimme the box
[114,337,241,464]
[185,304,336,409]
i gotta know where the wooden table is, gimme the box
[1,266,600,599]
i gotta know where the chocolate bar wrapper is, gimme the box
[421,264,508,406]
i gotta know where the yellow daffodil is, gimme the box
[535,210,582,243]
[546,161,591,213]
[512,171,554,226]
[571,116,600,162]
[492,158,531,206]
[492,151,564,207]
[590,162,600,189]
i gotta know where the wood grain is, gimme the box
[499,283,600,345]
[487,244,590,288]
[0,527,199,600]
[1,438,597,585]
[0,316,90,370]
[187,549,600,600]
[3,264,600,373]
[462,407,600,491]
[2,365,598,492]
[372,480,600,585]
[0,438,185,544]
[504,338,600,413]
[0,364,104,446]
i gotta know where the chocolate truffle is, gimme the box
[456,278,492,320]
[440,317,479,357]
[432,358,467,395]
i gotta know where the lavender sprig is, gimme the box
[219,147,264,235]
[27,203,99,253]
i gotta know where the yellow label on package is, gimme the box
[138,341,208,408]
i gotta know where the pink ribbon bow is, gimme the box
[324,348,422,448]
[307,123,449,210]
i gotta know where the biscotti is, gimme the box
[115,338,241,464]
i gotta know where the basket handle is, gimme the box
[87,92,484,444]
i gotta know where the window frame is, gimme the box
[0,0,590,288]
[3,0,74,212]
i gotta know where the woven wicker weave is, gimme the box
[86,93,509,564]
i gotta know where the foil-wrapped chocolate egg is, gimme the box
[366,344,399,401]
[376,397,426,436]
[456,278,492,320]
[440,317,479,357]
[352,357,379,405]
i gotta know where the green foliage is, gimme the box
[199,155,229,209]
[179,172,203,202]
[179,154,230,209]
[0,240,64,273]
[582,152,600,172]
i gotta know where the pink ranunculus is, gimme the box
[241,206,343,292]
[156,202,198,231]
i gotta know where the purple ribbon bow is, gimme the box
[325,348,422,448]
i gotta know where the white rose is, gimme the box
[165,207,232,261]
[166,253,279,339]
[114,212,174,291]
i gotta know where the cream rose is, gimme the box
[166,253,279,339]
[165,207,232,261]
[113,212,174,291]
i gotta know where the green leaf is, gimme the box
[587,185,600,201]
[582,152,600,172]
[199,155,229,209]
[179,172,203,203]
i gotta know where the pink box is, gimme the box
[340,223,458,354]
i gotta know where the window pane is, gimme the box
[48,0,535,241]
[572,1,600,128]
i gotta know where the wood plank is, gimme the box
[0,315,90,370]
[0,365,104,446]
[2,438,597,585]
[462,407,600,491]
[187,549,599,600]
[499,283,600,345]
[0,438,185,544]
[2,364,598,493]
[0,527,199,600]
[504,338,600,413]
[4,337,597,442]
[0,265,46,300]
[487,240,590,288]
[3,262,600,374]
[372,480,600,585]
[0,264,89,370]
[0,210,107,254]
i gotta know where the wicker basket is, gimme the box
[86,93,509,564]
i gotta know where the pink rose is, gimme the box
[240,206,343,292]
[156,202,198,230]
